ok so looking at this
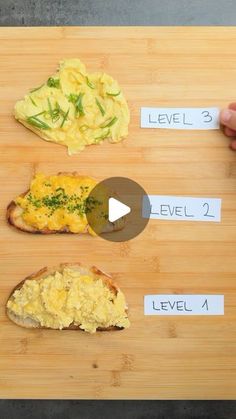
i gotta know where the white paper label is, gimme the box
[141,107,220,130]
[142,195,221,222]
[144,295,224,315]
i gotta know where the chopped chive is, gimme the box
[79,124,89,133]
[68,93,85,116]
[46,100,65,123]
[95,129,110,142]
[75,93,85,116]
[52,102,61,122]
[26,116,51,130]
[25,188,102,216]
[106,91,121,97]
[67,93,77,103]
[60,107,70,128]
[55,187,65,193]
[95,98,105,116]
[47,77,60,88]
[86,76,95,89]
[30,84,44,93]
[101,116,118,128]
[68,93,85,117]
[47,98,53,119]
[29,111,46,118]
[29,96,37,107]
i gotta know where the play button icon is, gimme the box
[108,197,131,223]
[86,177,150,242]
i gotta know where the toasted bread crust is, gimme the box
[7,172,125,234]
[16,118,63,148]
[15,118,115,150]
[6,263,128,331]
[16,118,54,145]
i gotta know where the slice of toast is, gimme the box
[6,263,129,332]
[7,172,125,234]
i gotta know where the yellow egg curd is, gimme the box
[14,58,130,154]
[15,173,108,234]
[7,267,130,333]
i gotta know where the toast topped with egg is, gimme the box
[7,172,125,235]
[6,263,130,333]
[14,58,130,155]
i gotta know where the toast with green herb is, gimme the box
[7,172,125,235]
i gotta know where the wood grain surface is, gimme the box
[0,26,236,399]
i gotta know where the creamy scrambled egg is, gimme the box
[14,58,130,154]
[16,173,108,234]
[7,267,130,333]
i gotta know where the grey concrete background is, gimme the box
[0,0,236,26]
[1,0,236,418]
[0,400,236,419]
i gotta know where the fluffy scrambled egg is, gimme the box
[14,58,130,154]
[16,173,108,234]
[7,267,130,333]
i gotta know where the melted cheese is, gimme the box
[14,58,130,154]
[15,173,108,234]
[7,267,130,333]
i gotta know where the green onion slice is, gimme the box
[101,116,118,128]
[29,96,37,107]
[47,98,53,118]
[47,77,60,88]
[86,77,95,89]
[95,98,105,116]
[95,129,110,141]
[26,115,51,130]
[60,108,70,128]
[79,124,89,133]
[75,93,85,116]
[106,91,121,97]
[68,93,85,117]
[30,84,44,93]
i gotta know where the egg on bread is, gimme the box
[14,58,130,154]
[6,263,130,333]
[7,172,125,235]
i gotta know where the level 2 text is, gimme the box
[142,195,221,222]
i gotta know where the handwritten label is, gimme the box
[144,295,224,316]
[141,107,220,130]
[142,195,221,222]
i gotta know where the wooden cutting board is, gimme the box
[1,26,236,400]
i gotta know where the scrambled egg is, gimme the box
[7,267,130,333]
[16,173,108,234]
[14,58,130,154]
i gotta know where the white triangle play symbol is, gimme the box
[108,197,131,223]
